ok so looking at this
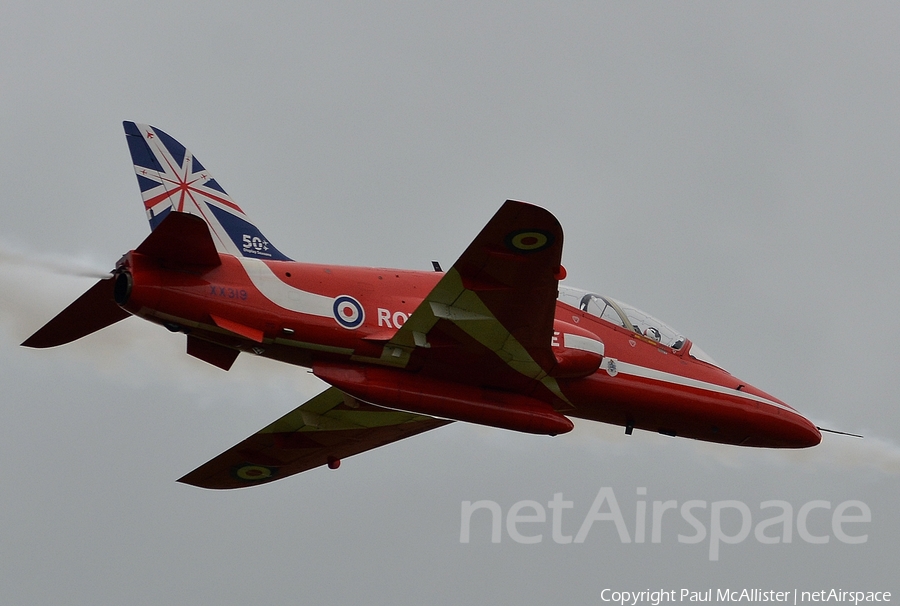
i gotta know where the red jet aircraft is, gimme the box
[23,122,822,489]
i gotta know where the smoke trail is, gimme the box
[566,415,900,476]
[0,239,116,344]
[1,239,317,411]
[793,431,900,475]
[0,241,111,279]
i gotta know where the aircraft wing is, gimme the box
[370,200,569,403]
[181,200,562,488]
[178,387,451,489]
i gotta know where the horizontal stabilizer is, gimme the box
[22,278,131,348]
[135,211,221,269]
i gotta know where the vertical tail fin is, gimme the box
[123,121,291,261]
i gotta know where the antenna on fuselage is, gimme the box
[431,260,442,272]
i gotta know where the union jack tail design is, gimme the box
[123,121,290,261]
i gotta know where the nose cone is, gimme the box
[740,408,821,448]
[759,405,822,448]
[735,384,822,448]
[786,412,822,448]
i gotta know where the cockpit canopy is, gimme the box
[557,286,721,367]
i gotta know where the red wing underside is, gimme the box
[179,387,451,489]
[369,200,567,402]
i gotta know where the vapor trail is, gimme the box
[814,433,900,475]
[0,241,111,279]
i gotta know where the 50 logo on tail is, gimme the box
[242,234,271,256]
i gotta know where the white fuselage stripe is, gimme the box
[239,258,335,318]
[614,360,796,414]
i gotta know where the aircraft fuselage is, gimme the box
[115,250,821,450]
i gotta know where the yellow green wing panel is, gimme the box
[362,200,567,402]
[178,387,450,489]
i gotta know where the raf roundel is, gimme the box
[333,295,365,329]
[505,229,555,253]
[233,464,277,482]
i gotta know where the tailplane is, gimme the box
[21,277,129,348]
[123,121,291,261]
[22,211,220,348]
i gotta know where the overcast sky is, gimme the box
[2,3,899,604]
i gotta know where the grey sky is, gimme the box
[1,3,898,604]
